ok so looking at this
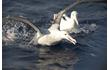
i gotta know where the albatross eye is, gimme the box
[65,34,67,35]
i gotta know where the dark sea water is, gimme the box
[2,0,107,70]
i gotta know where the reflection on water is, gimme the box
[3,0,107,70]
[3,43,79,70]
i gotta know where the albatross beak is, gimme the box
[66,35,77,45]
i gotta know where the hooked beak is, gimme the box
[66,35,77,45]
[74,15,79,25]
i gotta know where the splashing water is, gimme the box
[2,17,37,45]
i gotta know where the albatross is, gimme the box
[51,0,101,34]
[4,16,76,46]
[60,11,80,33]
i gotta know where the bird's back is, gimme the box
[37,34,61,46]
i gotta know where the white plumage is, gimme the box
[30,24,76,46]
[60,11,79,33]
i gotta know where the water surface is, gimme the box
[2,0,107,70]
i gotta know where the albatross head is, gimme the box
[71,11,79,25]
[71,11,78,20]
[71,11,78,16]
[60,31,76,45]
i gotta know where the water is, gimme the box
[2,0,107,70]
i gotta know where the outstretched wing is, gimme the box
[4,16,41,33]
[2,16,41,45]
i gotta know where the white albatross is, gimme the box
[2,17,77,46]
[60,11,80,33]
